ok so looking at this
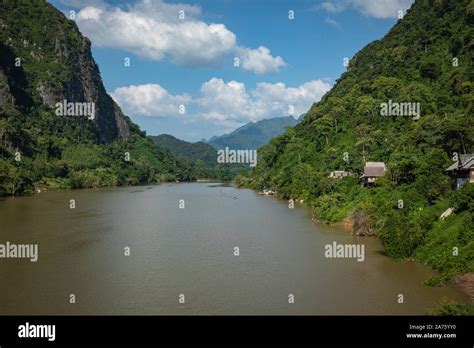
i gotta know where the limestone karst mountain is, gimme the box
[0,0,196,194]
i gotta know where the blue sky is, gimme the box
[49,0,414,141]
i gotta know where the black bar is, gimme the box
[0,316,472,346]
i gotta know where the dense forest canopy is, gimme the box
[151,134,218,167]
[150,134,245,181]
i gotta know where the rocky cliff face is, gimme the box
[0,0,130,142]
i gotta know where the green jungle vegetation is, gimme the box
[237,0,474,306]
[150,134,246,181]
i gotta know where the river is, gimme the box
[0,183,468,314]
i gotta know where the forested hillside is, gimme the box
[151,134,217,167]
[151,134,250,181]
[239,0,474,283]
[0,0,195,195]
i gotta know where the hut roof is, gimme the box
[363,162,386,177]
[446,154,474,171]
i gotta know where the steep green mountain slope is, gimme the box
[151,134,217,167]
[0,0,194,195]
[150,134,249,181]
[240,0,474,282]
[208,116,299,150]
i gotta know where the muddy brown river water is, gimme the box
[0,183,468,314]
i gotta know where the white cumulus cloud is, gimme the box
[73,0,286,72]
[237,46,287,75]
[111,83,191,117]
[111,78,332,130]
[76,6,103,21]
[196,78,266,125]
[251,80,331,117]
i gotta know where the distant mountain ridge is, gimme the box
[207,116,300,150]
[150,134,244,181]
[150,134,217,167]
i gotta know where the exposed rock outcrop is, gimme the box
[352,209,373,236]
[0,0,130,143]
